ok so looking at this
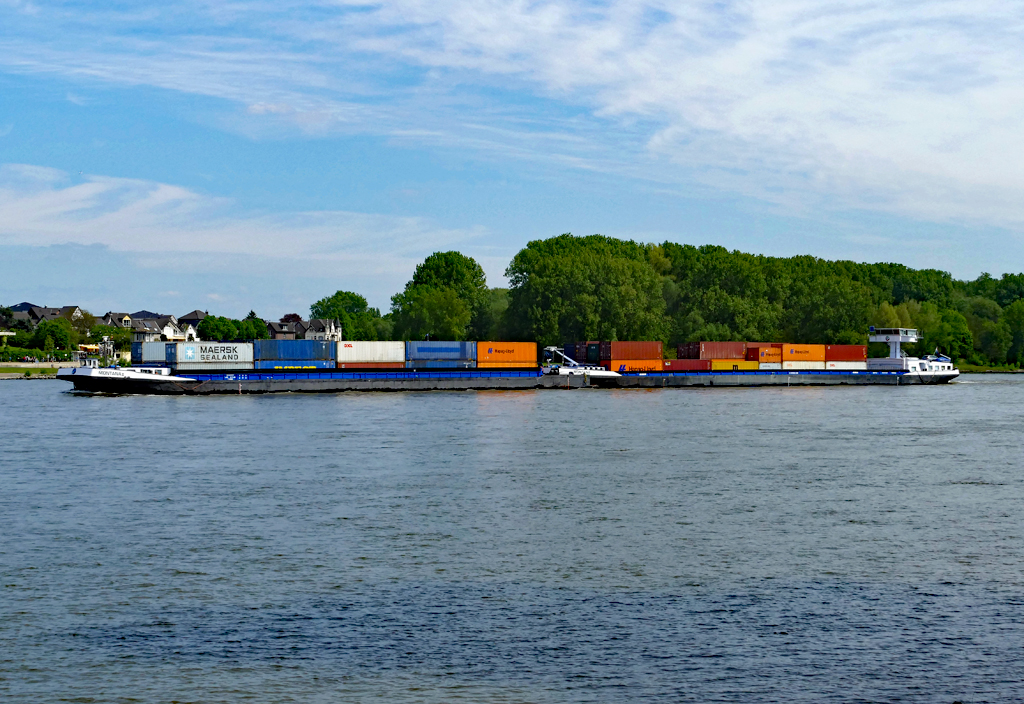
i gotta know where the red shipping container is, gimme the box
[663,359,712,371]
[337,362,405,369]
[824,344,867,361]
[599,340,663,360]
[696,341,746,359]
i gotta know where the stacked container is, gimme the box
[711,359,759,371]
[477,342,537,368]
[599,340,663,373]
[336,341,406,369]
[663,359,712,372]
[132,341,169,365]
[253,339,335,370]
[167,342,254,370]
[405,341,476,369]
[782,344,826,370]
[677,341,747,360]
[825,344,868,371]
[747,343,782,370]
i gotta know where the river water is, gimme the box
[3,377,1024,702]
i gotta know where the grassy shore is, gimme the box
[0,367,59,376]
[957,363,1023,373]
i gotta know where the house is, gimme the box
[304,318,342,341]
[130,310,163,319]
[101,312,133,328]
[10,302,40,312]
[178,310,206,330]
[267,322,299,340]
[130,316,197,343]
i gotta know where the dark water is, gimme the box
[3,377,1024,702]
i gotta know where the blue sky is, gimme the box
[2,0,1023,318]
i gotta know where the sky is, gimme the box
[2,0,1023,319]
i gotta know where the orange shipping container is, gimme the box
[478,361,538,368]
[602,359,664,373]
[476,341,537,364]
[746,345,782,363]
[781,344,826,362]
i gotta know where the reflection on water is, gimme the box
[3,378,1023,702]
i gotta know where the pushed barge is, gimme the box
[58,327,958,395]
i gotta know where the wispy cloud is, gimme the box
[2,1,1024,226]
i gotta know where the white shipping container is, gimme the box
[826,361,868,371]
[758,362,782,370]
[867,358,908,371]
[172,342,254,364]
[176,362,255,371]
[336,340,405,363]
[141,341,168,362]
[782,361,826,370]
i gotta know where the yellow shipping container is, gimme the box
[478,361,538,368]
[476,341,537,364]
[710,359,759,371]
[781,344,826,362]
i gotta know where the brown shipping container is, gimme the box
[478,361,539,368]
[781,344,826,361]
[677,342,698,359]
[337,362,405,369]
[598,341,663,360]
[477,341,537,364]
[746,345,782,363]
[700,341,746,359]
[824,344,867,361]
[664,359,712,372]
[603,359,664,373]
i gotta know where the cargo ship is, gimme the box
[57,328,958,394]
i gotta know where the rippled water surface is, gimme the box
[4,377,1024,702]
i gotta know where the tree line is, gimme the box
[309,234,1024,365]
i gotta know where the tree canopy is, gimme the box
[310,290,389,340]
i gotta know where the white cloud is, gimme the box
[2,1,1024,226]
[0,163,501,307]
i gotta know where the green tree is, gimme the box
[310,290,383,340]
[33,318,75,350]
[391,252,491,339]
[391,286,472,340]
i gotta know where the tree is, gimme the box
[391,252,491,339]
[281,313,304,324]
[32,318,75,350]
[310,290,383,340]
[391,287,472,340]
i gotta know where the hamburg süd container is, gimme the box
[758,362,783,370]
[255,360,335,370]
[825,361,868,371]
[824,345,867,361]
[477,342,537,365]
[782,361,826,370]
[782,344,826,362]
[602,359,664,373]
[678,341,746,360]
[405,341,476,361]
[710,359,759,371]
[598,341,663,361]
[337,362,405,369]
[168,342,254,365]
[746,345,782,363]
[337,341,405,363]
[254,339,335,361]
[663,359,712,372]
[405,360,477,369]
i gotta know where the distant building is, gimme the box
[130,310,163,319]
[101,312,133,328]
[267,321,299,340]
[10,302,40,312]
[130,315,197,343]
[304,318,342,341]
[178,310,207,330]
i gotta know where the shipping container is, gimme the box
[663,359,712,372]
[586,343,601,363]
[336,362,406,369]
[746,344,782,362]
[254,339,334,361]
[825,361,868,371]
[405,360,477,369]
[130,342,143,364]
[477,341,537,364]
[867,358,908,371]
[710,359,759,371]
[782,361,826,370]
[602,359,664,373]
[337,340,405,363]
[678,341,746,359]
[176,362,255,371]
[824,345,867,361]
[405,341,476,361]
[139,342,169,363]
[781,344,826,362]
[598,341,663,360]
[758,362,783,370]
[255,360,335,370]
[168,342,254,364]
[478,362,539,368]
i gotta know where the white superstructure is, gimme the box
[867,327,959,382]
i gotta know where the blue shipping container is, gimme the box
[254,360,335,369]
[405,360,477,369]
[405,341,476,361]
[131,342,143,364]
[254,339,335,361]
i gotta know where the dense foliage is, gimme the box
[390,251,498,340]
[310,291,390,340]
[197,315,269,342]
